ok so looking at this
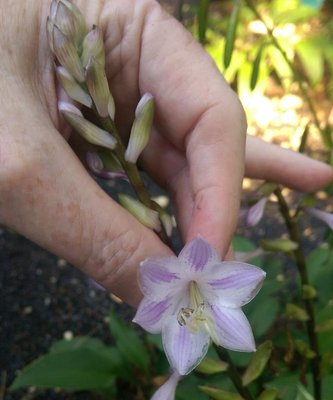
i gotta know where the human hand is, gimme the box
[0,0,331,307]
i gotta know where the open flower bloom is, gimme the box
[133,237,266,375]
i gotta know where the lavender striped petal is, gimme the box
[139,257,181,302]
[202,262,266,308]
[162,314,210,375]
[179,237,218,272]
[133,297,172,334]
[211,305,255,352]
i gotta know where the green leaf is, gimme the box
[296,39,324,86]
[242,341,273,386]
[109,311,149,373]
[246,296,279,338]
[10,339,122,391]
[296,383,315,400]
[251,43,266,90]
[197,0,210,44]
[257,388,279,400]
[224,0,241,69]
[196,357,228,374]
[199,386,243,400]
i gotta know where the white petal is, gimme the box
[133,297,174,334]
[151,372,181,400]
[162,315,210,375]
[139,257,184,302]
[178,237,219,272]
[201,262,266,307]
[210,305,255,352]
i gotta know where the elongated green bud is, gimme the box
[56,66,92,107]
[118,194,161,231]
[286,303,309,321]
[52,25,85,82]
[59,102,116,150]
[125,93,154,163]
[195,357,228,374]
[81,26,105,68]
[85,57,112,117]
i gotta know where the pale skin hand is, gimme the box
[0,0,332,306]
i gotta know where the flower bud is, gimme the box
[81,26,105,68]
[261,238,298,253]
[159,211,174,238]
[304,207,333,230]
[125,93,154,163]
[195,357,228,374]
[151,372,181,400]
[59,102,116,150]
[286,303,309,321]
[56,66,92,107]
[242,341,273,386]
[246,197,267,227]
[85,57,112,117]
[52,25,85,82]
[118,194,161,231]
[49,0,87,48]
[86,152,127,180]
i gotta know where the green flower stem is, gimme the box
[213,344,255,400]
[274,187,321,400]
[99,115,172,247]
[244,0,324,139]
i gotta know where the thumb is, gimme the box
[0,114,172,307]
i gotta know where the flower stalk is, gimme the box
[274,187,321,400]
[214,345,255,400]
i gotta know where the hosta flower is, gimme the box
[133,237,266,375]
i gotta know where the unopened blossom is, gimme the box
[133,237,266,375]
[151,372,181,400]
[125,93,155,164]
[304,207,333,230]
[246,197,267,227]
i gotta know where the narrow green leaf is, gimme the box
[197,0,210,44]
[109,311,149,373]
[196,357,228,374]
[251,44,265,90]
[296,39,324,86]
[298,124,310,153]
[257,387,279,400]
[224,0,241,69]
[199,385,243,400]
[242,341,273,386]
[296,383,315,400]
